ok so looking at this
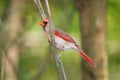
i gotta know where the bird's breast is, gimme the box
[55,36,75,50]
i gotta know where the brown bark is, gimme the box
[75,0,108,80]
[3,0,22,80]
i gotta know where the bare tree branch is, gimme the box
[34,0,46,20]
[44,0,67,80]
[34,0,67,80]
[0,20,5,80]
[1,52,5,80]
[0,22,21,80]
[0,22,19,80]
[0,20,18,80]
[30,47,51,80]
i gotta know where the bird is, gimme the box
[39,19,96,67]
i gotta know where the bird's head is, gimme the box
[40,19,48,27]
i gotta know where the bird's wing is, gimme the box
[54,28,75,43]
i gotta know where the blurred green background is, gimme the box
[0,0,120,80]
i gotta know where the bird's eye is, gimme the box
[43,21,48,25]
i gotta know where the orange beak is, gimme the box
[40,22,44,26]
[40,19,48,27]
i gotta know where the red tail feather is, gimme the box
[76,46,96,67]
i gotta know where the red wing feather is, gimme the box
[54,29,75,42]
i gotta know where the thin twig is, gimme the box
[0,20,5,80]
[0,20,19,80]
[34,0,46,20]
[34,0,67,80]
[44,0,67,80]
[59,59,67,80]
[31,47,51,80]
[1,52,5,80]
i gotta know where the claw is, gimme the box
[58,45,64,58]
[58,54,62,58]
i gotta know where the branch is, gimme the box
[34,0,67,80]
[0,20,5,80]
[0,20,19,80]
[31,47,51,80]
[44,0,67,80]
[34,0,46,20]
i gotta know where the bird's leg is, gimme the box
[58,45,64,58]
[58,53,62,58]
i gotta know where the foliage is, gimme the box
[0,0,120,80]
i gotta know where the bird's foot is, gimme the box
[58,49,64,58]
[58,53,62,58]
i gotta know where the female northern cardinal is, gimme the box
[40,19,96,67]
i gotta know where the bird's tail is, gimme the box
[75,44,96,67]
